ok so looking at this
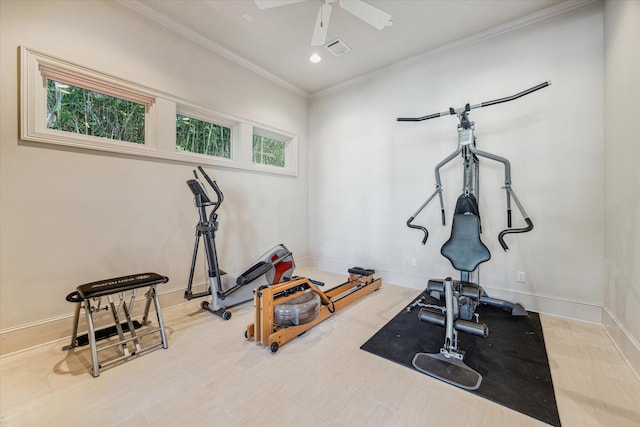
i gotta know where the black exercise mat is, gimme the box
[361,290,561,426]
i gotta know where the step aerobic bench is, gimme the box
[63,272,169,377]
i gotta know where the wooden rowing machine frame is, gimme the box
[246,268,382,352]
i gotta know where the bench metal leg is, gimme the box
[107,295,132,359]
[83,299,101,378]
[149,286,168,349]
[62,302,82,351]
[119,291,142,353]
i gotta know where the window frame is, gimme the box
[46,79,147,145]
[21,47,158,155]
[175,105,239,162]
[252,128,288,168]
[20,46,298,176]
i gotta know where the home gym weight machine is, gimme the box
[398,81,550,390]
[185,166,296,320]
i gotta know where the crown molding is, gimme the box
[119,0,597,99]
[117,0,308,98]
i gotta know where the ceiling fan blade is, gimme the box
[311,3,332,46]
[254,0,307,10]
[338,0,392,30]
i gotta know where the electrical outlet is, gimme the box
[404,256,417,267]
[517,271,526,283]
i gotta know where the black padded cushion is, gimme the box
[454,194,480,216]
[77,273,168,299]
[348,267,375,276]
[441,214,490,272]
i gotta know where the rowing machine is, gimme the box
[246,267,382,352]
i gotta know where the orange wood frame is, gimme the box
[246,271,382,352]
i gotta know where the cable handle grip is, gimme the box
[397,81,551,122]
[498,218,534,252]
[197,165,224,206]
[407,217,428,245]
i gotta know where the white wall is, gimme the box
[603,0,640,376]
[309,2,604,321]
[0,0,309,350]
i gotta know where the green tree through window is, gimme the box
[176,114,231,158]
[46,80,145,144]
[253,135,285,167]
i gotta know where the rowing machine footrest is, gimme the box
[310,279,325,287]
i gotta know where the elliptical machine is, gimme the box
[185,166,296,320]
[398,82,550,390]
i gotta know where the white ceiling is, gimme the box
[122,0,584,95]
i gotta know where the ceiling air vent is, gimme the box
[324,39,351,57]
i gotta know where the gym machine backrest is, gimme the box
[441,195,491,273]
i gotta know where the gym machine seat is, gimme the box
[63,272,169,377]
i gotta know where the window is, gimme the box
[253,134,285,167]
[21,46,155,155]
[47,80,145,144]
[176,114,231,158]
[21,46,298,176]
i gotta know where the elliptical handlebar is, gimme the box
[196,166,224,210]
[397,81,550,122]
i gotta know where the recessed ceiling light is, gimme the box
[309,53,322,63]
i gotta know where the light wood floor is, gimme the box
[1,267,639,426]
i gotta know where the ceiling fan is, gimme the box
[254,0,393,46]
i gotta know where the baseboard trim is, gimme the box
[310,259,604,322]
[0,259,317,358]
[475,286,603,323]
[0,285,196,358]
[602,307,640,381]
[310,259,640,378]
[4,261,636,383]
